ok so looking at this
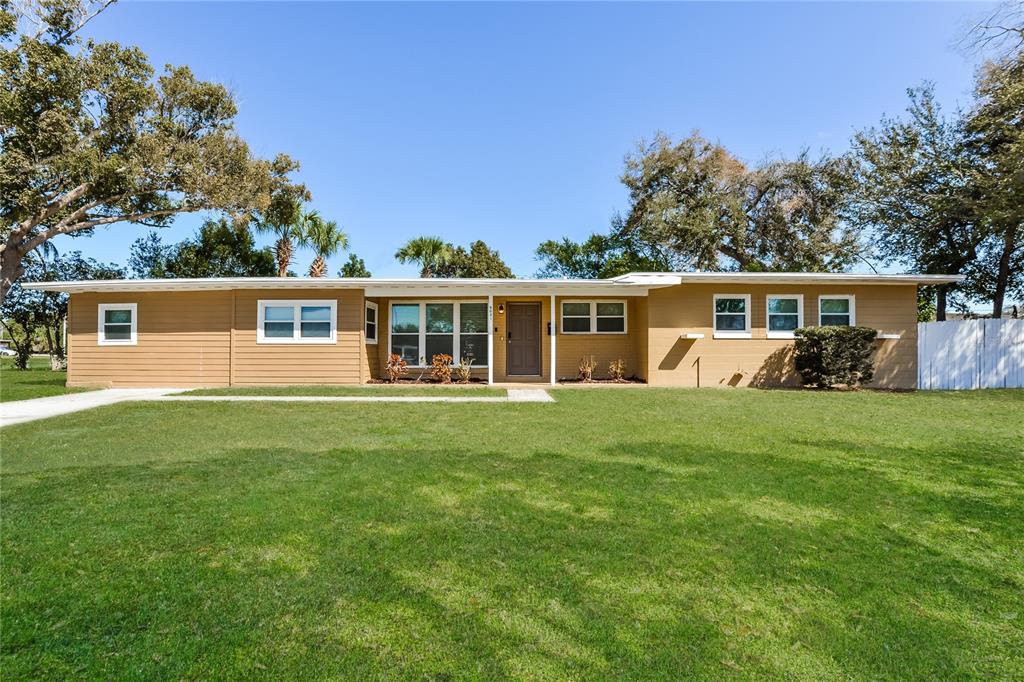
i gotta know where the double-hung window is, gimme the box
[257,300,337,343]
[713,294,751,338]
[365,301,378,344]
[98,303,137,345]
[560,301,627,334]
[766,295,803,338]
[390,302,489,366]
[819,295,855,326]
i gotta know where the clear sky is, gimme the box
[59,0,995,278]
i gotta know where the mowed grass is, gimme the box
[0,357,92,402]
[2,389,1022,679]
[183,384,506,397]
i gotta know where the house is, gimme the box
[24,272,962,389]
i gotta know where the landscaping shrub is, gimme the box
[384,354,408,383]
[430,354,453,383]
[578,355,597,382]
[608,358,627,382]
[793,326,878,388]
[453,356,472,384]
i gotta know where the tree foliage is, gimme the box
[338,253,371,278]
[793,326,878,389]
[128,219,275,279]
[0,0,306,300]
[394,236,452,278]
[435,240,514,278]
[535,217,680,279]
[303,213,348,277]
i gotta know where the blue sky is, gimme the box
[61,1,994,277]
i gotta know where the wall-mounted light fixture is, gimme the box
[497,303,505,314]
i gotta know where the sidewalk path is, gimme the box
[1,387,555,427]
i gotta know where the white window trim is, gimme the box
[818,295,856,327]
[97,303,137,346]
[388,300,489,368]
[766,294,804,339]
[559,300,628,335]
[257,299,337,344]
[713,294,752,339]
[365,301,378,344]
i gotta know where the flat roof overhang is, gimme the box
[611,272,965,286]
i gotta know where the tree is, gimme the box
[2,248,122,369]
[339,253,371,278]
[304,214,348,277]
[435,240,514,278]
[127,232,171,279]
[0,0,307,302]
[129,220,276,278]
[394,236,452,277]
[535,216,681,279]
[619,133,861,273]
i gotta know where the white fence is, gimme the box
[918,319,1024,390]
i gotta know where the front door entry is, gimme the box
[507,303,541,376]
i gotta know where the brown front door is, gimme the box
[507,303,541,375]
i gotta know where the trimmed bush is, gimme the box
[793,326,878,389]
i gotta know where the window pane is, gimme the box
[768,298,798,314]
[264,306,294,322]
[769,314,799,331]
[715,298,746,313]
[391,304,419,333]
[596,317,625,333]
[460,303,487,333]
[715,313,747,331]
[425,334,453,360]
[366,322,376,340]
[563,317,591,333]
[563,302,590,317]
[104,309,132,324]
[366,306,376,323]
[103,324,132,340]
[459,334,487,364]
[596,302,624,317]
[301,305,331,321]
[820,298,850,314]
[821,314,850,327]
[425,304,453,333]
[300,322,331,338]
[264,321,294,338]
[391,334,419,363]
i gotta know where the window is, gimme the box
[365,301,378,344]
[560,300,627,334]
[389,301,489,366]
[713,294,751,338]
[97,303,137,345]
[819,295,855,326]
[766,295,803,339]
[257,300,337,343]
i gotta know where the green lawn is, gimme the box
[2,389,1022,679]
[183,384,506,397]
[0,356,92,402]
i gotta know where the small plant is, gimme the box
[793,326,878,389]
[609,358,627,382]
[430,354,453,383]
[453,356,473,384]
[384,354,408,383]
[578,355,598,382]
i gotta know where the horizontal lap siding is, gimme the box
[232,289,363,386]
[67,292,231,387]
[646,284,918,389]
[553,297,645,381]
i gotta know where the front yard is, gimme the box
[0,357,92,402]
[1,388,1022,679]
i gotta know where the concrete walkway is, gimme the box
[0,388,184,428]
[1,387,555,427]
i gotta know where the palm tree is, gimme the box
[255,198,308,277]
[394,236,452,278]
[305,214,348,277]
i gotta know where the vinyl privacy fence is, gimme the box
[918,319,1024,390]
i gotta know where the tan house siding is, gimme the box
[646,284,918,389]
[552,296,645,381]
[67,291,231,387]
[231,289,363,386]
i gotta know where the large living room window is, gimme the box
[390,302,488,366]
[257,300,337,344]
[560,300,627,334]
[97,303,137,345]
[713,294,751,339]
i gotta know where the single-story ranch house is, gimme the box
[25,272,961,389]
